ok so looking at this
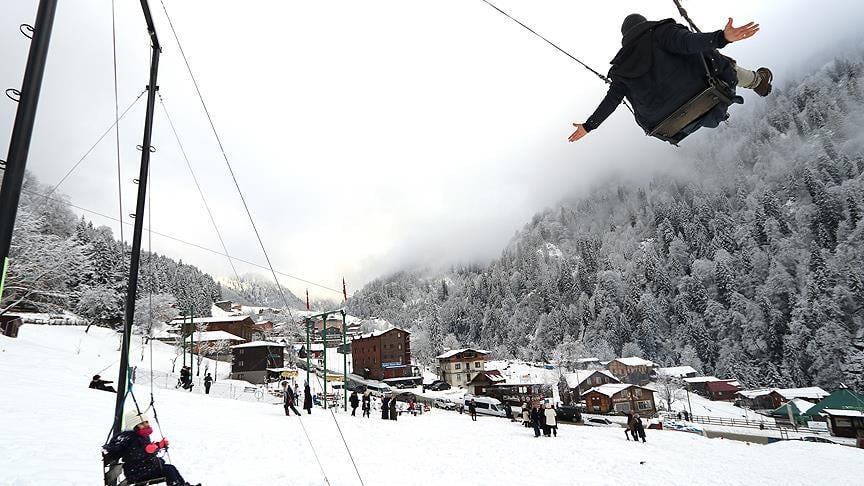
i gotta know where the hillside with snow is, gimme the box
[1,325,862,485]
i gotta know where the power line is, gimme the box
[21,188,343,296]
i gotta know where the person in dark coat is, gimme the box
[530,406,542,438]
[362,391,371,418]
[634,414,647,443]
[625,412,635,441]
[381,396,390,420]
[349,391,360,416]
[303,382,313,414]
[468,399,477,421]
[389,396,398,421]
[569,14,772,144]
[203,373,213,395]
[89,374,116,393]
[103,410,198,486]
[283,382,301,416]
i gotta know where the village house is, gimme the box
[581,383,657,416]
[230,341,285,384]
[436,348,489,388]
[706,380,740,401]
[606,357,656,384]
[800,386,864,422]
[822,409,864,442]
[183,330,246,355]
[736,386,830,410]
[564,369,620,397]
[350,328,412,381]
[656,366,698,379]
[683,376,737,396]
[172,315,258,342]
[574,357,601,370]
[466,370,506,395]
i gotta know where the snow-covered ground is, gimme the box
[2,325,863,486]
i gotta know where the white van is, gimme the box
[364,381,392,397]
[458,395,507,417]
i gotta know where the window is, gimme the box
[455,363,462,370]
[238,349,245,355]
[637,401,652,410]
[474,362,481,369]
[634,388,643,398]
[398,344,402,350]
[238,361,245,367]
[397,332,401,338]
[456,375,461,382]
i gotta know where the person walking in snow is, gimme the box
[362,391,371,418]
[522,403,530,428]
[303,382,313,414]
[468,399,477,421]
[283,382,301,416]
[625,412,637,441]
[530,405,542,437]
[634,414,647,443]
[389,396,398,421]
[103,410,199,486]
[381,395,391,420]
[349,391,360,416]
[544,404,558,437]
[203,373,213,395]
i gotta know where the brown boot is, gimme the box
[754,67,773,97]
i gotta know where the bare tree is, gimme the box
[655,372,683,411]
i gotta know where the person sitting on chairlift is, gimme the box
[103,410,199,486]
[569,14,772,144]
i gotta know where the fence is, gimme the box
[130,367,282,404]
[659,411,821,435]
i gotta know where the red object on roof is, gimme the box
[706,381,740,393]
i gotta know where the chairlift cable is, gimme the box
[477,0,634,115]
[156,93,241,283]
[110,0,126,257]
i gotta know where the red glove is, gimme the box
[144,443,158,454]
[158,438,169,449]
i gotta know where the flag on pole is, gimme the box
[305,289,310,311]
[342,278,348,301]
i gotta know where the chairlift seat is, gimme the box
[104,458,166,486]
[648,82,734,145]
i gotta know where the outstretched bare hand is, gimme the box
[723,18,759,43]
[568,123,588,143]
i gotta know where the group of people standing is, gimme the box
[626,412,647,443]
[348,390,372,417]
[282,381,314,416]
[522,403,558,437]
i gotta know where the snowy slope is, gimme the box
[1,325,863,486]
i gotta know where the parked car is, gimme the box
[428,380,451,391]
[556,405,582,423]
[456,395,507,417]
[434,398,456,410]
[584,417,618,427]
[799,436,838,444]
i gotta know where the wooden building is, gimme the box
[706,380,740,401]
[466,370,505,395]
[435,348,489,388]
[230,341,285,384]
[184,330,246,355]
[483,383,549,407]
[0,315,22,338]
[822,409,864,440]
[350,328,411,381]
[581,383,656,416]
[172,315,258,342]
[737,387,829,410]
[606,357,656,384]
[564,369,620,397]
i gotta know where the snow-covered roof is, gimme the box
[683,376,721,384]
[563,370,618,389]
[230,340,285,349]
[821,409,864,418]
[789,398,816,414]
[352,328,406,340]
[170,315,252,325]
[184,330,245,343]
[773,387,830,400]
[582,383,634,398]
[656,366,698,378]
[576,357,600,364]
[611,357,655,367]
[435,348,490,359]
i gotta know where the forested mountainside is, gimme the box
[348,54,864,393]
[3,174,221,324]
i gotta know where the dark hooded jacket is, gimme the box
[303,384,313,411]
[103,431,165,482]
[584,19,737,134]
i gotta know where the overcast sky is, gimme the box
[2,0,863,301]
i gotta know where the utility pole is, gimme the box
[342,310,347,411]
[685,384,693,420]
[0,0,57,305]
[322,313,329,409]
[189,302,194,380]
[305,317,310,389]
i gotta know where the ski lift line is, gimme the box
[156,1,299,327]
[672,0,701,33]
[110,0,126,256]
[477,0,635,116]
[31,90,146,213]
[156,92,241,283]
[328,409,366,486]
